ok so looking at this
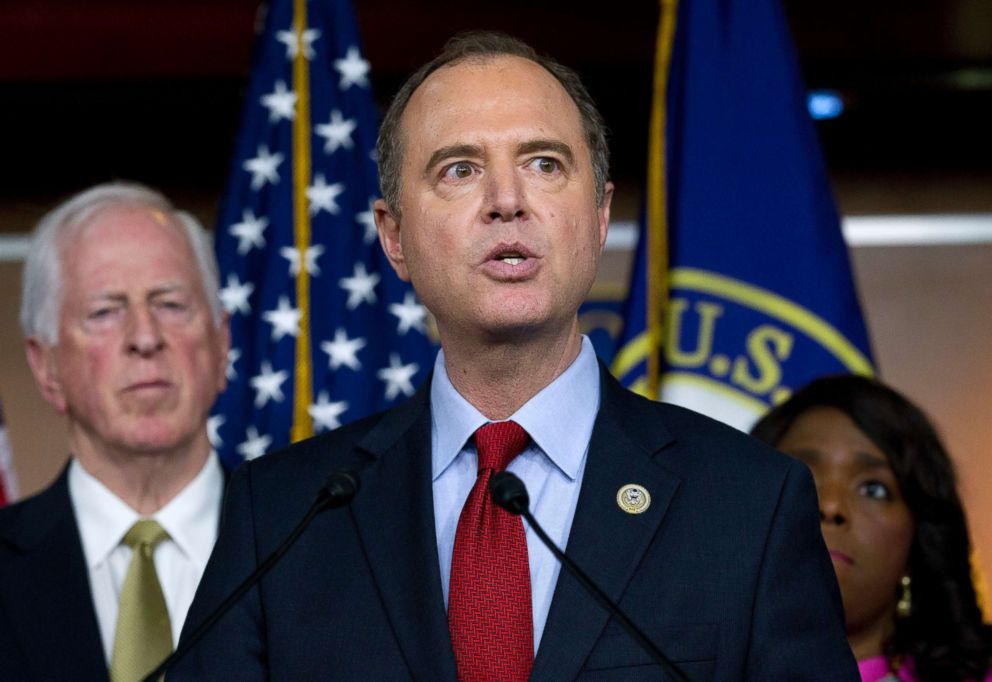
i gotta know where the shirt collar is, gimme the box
[69,454,224,572]
[154,454,224,572]
[430,336,601,481]
[70,459,139,570]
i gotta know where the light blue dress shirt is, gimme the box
[431,336,601,653]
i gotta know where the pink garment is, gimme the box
[858,656,912,682]
[859,655,992,682]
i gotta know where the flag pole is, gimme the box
[645,0,679,399]
[290,0,315,442]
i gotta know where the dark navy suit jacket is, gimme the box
[176,366,859,681]
[0,467,109,681]
[0,459,228,681]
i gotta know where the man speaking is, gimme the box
[178,32,858,680]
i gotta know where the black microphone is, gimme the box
[141,469,361,682]
[490,471,689,682]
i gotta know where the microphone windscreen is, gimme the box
[322,470,360,508]
[489,471,529,515]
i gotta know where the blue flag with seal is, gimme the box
[613,0,874,430]
[209,0,436,468]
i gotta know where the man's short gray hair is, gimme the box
[376,31,611,217]
[20,181,223,345]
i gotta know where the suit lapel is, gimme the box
[0,468,108,681]
[349,382,458,682]
[531,367,681,682]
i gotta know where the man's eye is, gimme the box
[84,305,124,330]
[87,306,121,321]
[530,157,559,174]
[154,299,191,319]
[443,162,474,180]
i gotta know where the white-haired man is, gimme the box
[0,182,230,681]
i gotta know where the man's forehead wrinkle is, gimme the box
[87,283,187,296]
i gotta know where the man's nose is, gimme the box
[125,307,166,356]
[483,161,527,224]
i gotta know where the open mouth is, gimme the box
[495,252,526,265]
[481,242,540,280]
[485,241,538,263]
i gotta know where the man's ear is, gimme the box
[25,338,68,414]
[597,181,614,254]
[373,198,410,281]
[215,311,232,393]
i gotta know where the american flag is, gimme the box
[209,0,436,469]
[0,400,17,505]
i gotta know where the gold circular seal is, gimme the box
[616,484,651,514]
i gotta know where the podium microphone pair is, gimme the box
[144,470,688,682]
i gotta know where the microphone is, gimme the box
[141,469,361,682]
[490,471,689,682]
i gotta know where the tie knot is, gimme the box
[474,421,530,472]
[121,519,169,555]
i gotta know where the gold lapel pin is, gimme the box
[616,484,651,514]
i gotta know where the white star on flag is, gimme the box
[226,348,241,381]
[276,27,321,60]
[339,262,380,309]
[355,202,377,244]
[260,80,297,123]
[389,292,427,335]
[280,244,325,277]
[237,426,273,460]
[307,173,345,215]
[308,391,349,433]
[243,145,284,190]
[229,209,268,255]
[377,353,419,401]
[315,110,357,154]
[334,46,370,89]
[207,414,225,449]
[320,328,366,371]
[219,273,254,315]
[251,361,289,408]
[262,296,301,341]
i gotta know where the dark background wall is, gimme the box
[0,0,989,216]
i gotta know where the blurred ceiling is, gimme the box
[0,0,989,222]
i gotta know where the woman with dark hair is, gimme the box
[751,374,992,682]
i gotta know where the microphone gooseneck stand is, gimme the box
[489,470,689,682]
[141,470,361,682]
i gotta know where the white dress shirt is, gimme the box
[431,336,601,652]
[68,453,223,664]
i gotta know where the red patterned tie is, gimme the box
[449,421,534,682]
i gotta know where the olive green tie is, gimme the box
[110,520,172,682]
